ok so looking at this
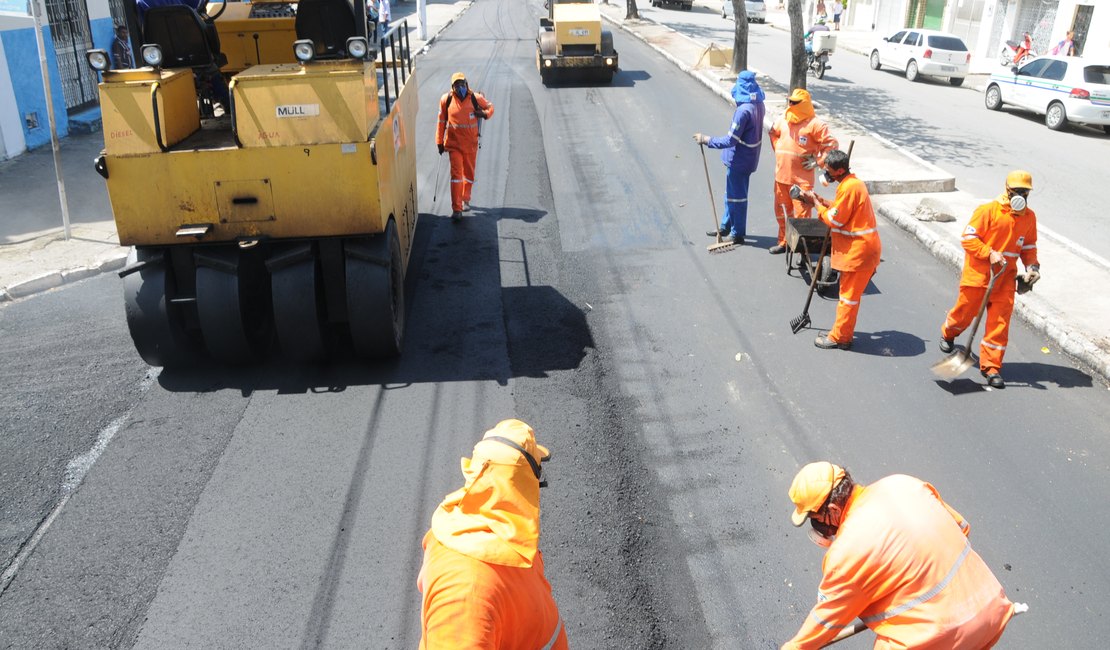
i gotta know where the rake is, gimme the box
[699,143,738,254]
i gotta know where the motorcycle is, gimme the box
[807,48,832,79]
[999,39,1036,68]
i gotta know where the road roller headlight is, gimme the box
[141,44,163,67]
[346,36,368,60]
[86,49,110,72]
[606,57,614,66]
[544,59,552,68]
[294,39,315,63]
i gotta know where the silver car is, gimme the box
[869,29,970,86]
[985,56,1110,133]
[723,0,766,23]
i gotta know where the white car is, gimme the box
[722,0,766,23]
[869,29,970,86]
[985,56,1110,133]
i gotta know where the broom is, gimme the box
[699,143,738,254]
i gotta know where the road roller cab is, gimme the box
[86,0,418,366]
[537,0,618,85]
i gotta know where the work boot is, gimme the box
[706,228,729,237]
[768,244,787,255]
[939,338,955,353]
[718,235,739,245]
[463,201,471,211]
[981,369,1005,389]
[451,211,462,222]
[814,333,851,350]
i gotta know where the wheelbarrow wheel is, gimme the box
[816,255,839,296]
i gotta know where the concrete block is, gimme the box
[912,196,957,222]
[7,271,63,298]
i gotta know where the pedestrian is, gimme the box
[799,149,880,350]
[366,0,379,44]
[417,419,568,650]
[436,72,494,221]
[939,171,1039,389]
[377,0,391,42]
[815,0,826,21]
[111,24,133,69]
[1013,31,1033,64]
[767,88,838,254]
[1049,30,1076,56]
[783,461,1018,649]
[693,71,767,245]
[831,0,842,30]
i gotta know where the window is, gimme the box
[1083,65,1110,85]
[906,32,921,47]
[889,31,906,44]
[1018,59,1050,77]
[1042,60,1067,81]
[927,36,968,51]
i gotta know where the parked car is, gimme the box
[651,0,693,10]
[984,56,1110,133]
[722,0,766,23]
[869,29,970,86]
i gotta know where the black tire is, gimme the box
[195,247,272,364]
[869,50,881,70]
[122,247,198,367]
[906,59,919,82]
[269,245,328,362]
[345,221,405,358]
[815,59,826,79]
[601,31,614,56]
[1045,101,1068,131]
[949,76,964,87]
[1103,125,1110,135]
[984,84,1003,110]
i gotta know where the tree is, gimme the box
[730,0,749,73]
[626,0,639,20]
[787,0,806,91]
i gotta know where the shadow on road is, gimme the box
[851,329,926,357]
[997,361,1094,390]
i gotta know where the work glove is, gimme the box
[437,144,445,155]
[693,133,710,145]
[1017,265,1040,294]
[474,110,487,119]
[802,155,818,170]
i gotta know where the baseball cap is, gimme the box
[788,461,845,526]
[450,72,467,85]
[1005,170,1033,191]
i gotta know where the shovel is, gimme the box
[931,259,1007,379]
[699,143,738,254]
[820,602,1028,648]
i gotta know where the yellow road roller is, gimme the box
[537,0,618,85]
[85,0,418,366]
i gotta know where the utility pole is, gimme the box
[29,0,72,241]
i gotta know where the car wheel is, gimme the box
[1103,125,1110,135]
[1045,101,1068,131]
[906,60,919,82]
[949,77,964,87]
[869,50,881,70]
[984,84,1002,110]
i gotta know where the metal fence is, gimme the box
[44,0,99,111]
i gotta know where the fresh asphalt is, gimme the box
[3,0,1110,648]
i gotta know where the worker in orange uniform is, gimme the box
[799,149,881,350]
[436,72,494,221]
[417,419,568,649]
[939,170,1039,389]
[767,88,838,254]
[784,461,1019,649]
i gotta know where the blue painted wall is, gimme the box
[1,25,69,149]
[91,16,114,56]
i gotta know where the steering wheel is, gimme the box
[202,0,227,22]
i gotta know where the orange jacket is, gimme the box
[768,112,837,185]
[418,532,568,650]
[816,174,881,272]
[783,475,1014,650]
[436,90,494,153]
[959,196,1038,287]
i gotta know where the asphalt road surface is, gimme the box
[3,0,1110,647]
[639,4,1110,264]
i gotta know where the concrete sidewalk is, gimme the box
[599,0,1110,382]
[0,0,471,303]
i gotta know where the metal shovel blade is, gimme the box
[930,347,976,379]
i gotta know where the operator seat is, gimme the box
[142,5,228,68]
[295,0,359,59]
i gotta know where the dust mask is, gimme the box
[1009,194,1027,212]
[808,528,835,548]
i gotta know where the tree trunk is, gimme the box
[626,0,640,20]
[730,0,749,73]
[787,0,806,91]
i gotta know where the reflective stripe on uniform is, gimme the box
[832,228,876,237]
[731,133,761,147]
[1022,244,1037,250]
[1003,251,1020,258]
[541,616,564,650]
[961,235,978,241]
[860,540,973,625]
[726,197,748,203]
[839,297,859,305]
[982,341,1007,351]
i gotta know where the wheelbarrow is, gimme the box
[785,217,838,295]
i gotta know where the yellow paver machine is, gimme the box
[85,0,418,366]
[537,0,618,85]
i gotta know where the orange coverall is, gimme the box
[436,89,494,213]
[768,92,838,245]
[941,196,1038,374]
[815,174,881,345]
[784,475,1015,650]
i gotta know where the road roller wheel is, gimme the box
[194,248,272,364]
[122,247,197,367]
[345,221,405,358]
[268,244,328,362]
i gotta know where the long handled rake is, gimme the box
[699,143,738,254]
[789,227,831,334]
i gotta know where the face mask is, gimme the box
[455,84,468,98]
[820,170,835,187]
[808,528,835,548]
[1009,194,1027,212]
[808,517,838,547]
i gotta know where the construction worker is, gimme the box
[417,419,568,649]
[436,72,494,221]
[784,461,1017,649]
[799,149,881,350]
[939,170,1039,389]
[767,88,838,255]
[693,71,767,245]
